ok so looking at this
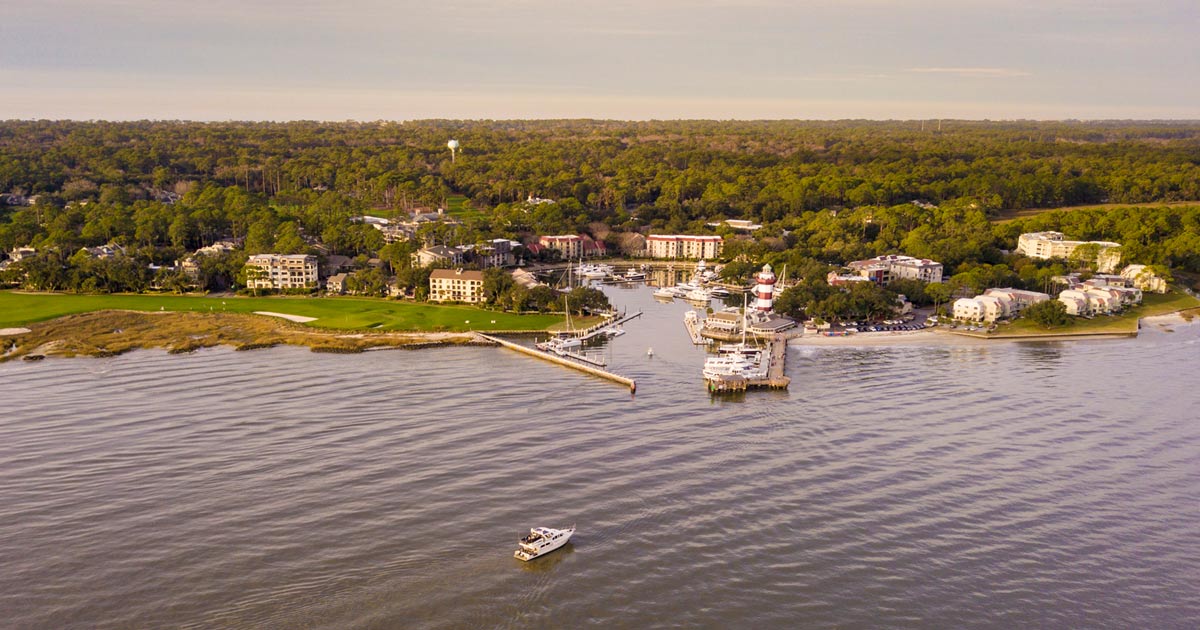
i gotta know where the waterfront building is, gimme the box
[844,254,943,286]
[538,235,584,260]
[1058,290,1092,316]
[645,234,724,260]
[1120,264,1168,293]
[511,268,543,289]
[244,254,318,290]
[983,288,1050,314]
[429,268,485,303]
[1016,231,1122,272]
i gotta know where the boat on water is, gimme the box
[709,286,731,297]
[653,287,677,299]
[702,293,770,383]
[621,270,647,282]
[575,263,613,279]
[515,524,575,561]
[717,342,764,361]
[536,335,582,355]
[702,348,766,380]
[684,287,712,302]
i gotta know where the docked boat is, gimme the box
[702,348,766,380]
[653,287,677,299]
[575,263,613,279]
[709,286,731,297]
[621,270,647,282]
[684,287,712,302]
[536,335,582,355]
[717,342,764,362]
[514,524,575,561]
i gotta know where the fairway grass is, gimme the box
[0,291,563,332]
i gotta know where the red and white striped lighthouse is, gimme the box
[754,264,776,312]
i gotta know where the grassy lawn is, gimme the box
[444,194,486,222]
[985,290,1200,336]
[0,291,563,332]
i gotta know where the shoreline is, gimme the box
[791,312,1196,347]
[0,310,492,362]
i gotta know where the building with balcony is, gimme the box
[429,268,485,303]
[244,254,318,290]
[645,234,724,260]
[1016,232,1122,273]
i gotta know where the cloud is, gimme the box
[905,67,1033,77]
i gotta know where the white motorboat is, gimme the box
[621,270,647,282]
[653,287,677,299]
[717,342,764,361]
[684,287,712,302]
[702,348,766,380]
[709,286,731,297]
[575,263,613,279]
[514,524,575,561]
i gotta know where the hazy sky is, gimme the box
[2,0,1197,120]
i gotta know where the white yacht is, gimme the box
[684,287,712,302]
[702,348,765,380]
[514,524,575,561]
[575,263,613,279]
[653,287,678,299]
[621,270,647,282]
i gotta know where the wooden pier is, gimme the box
[705,334,791,393]
[476,333,637,392]
[574,309,642,341]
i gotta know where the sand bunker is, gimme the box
[253,311,317,323]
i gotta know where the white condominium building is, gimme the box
[244,254,318,290]
[954,288,1050,323]
[538,235,584,260]
[1016,232,1122,272]
[845,254,943,285]
[429,268,485,303]
[645,235,724,260]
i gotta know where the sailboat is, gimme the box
[537,295,582,355]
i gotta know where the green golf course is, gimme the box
[0,291,562,332]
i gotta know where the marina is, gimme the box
[1,284,1198,629]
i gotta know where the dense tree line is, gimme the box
[3,120,1200,301]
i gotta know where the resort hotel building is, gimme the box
[244,254,319,290]
[645,234,724,260]
[1016,232,1122,273]
[842,254,944,286]
[429,268,485,303]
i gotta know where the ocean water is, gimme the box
[2,289,1198,628]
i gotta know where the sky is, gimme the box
[1,0,1197,121]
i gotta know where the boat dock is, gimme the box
[476,333,637,392]
[575,309,642,341]
[706,334,791,393]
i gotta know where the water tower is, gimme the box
[447,139,460,163]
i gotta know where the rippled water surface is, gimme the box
[2,290,1199,628]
